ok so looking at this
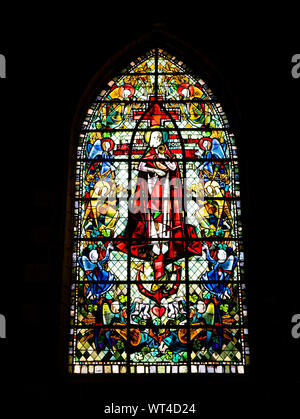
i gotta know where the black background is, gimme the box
[1,5,299,415]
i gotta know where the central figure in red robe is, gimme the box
[115,127,203,282]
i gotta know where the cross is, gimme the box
[133,96,179,126]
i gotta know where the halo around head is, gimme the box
[144,125,163,144]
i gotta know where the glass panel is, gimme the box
[129,328,188,365]
[72,327,128,366]
[73,283,128,327]
[130,283,187,326]
[190,327,248,366]
[189,282,248,327]
[69,48,249,374]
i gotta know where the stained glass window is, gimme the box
[68,48,249,374]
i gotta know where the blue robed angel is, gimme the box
[87,139,115,180]
[201,243,237,299]
[196,137,227,181]
[78,242,114,300]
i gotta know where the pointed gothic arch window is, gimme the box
[67,48,249,375]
